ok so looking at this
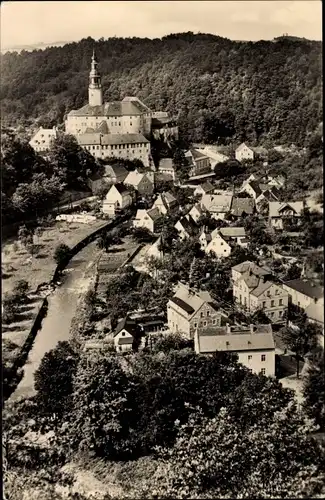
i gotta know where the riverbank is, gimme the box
[2,219,107,401]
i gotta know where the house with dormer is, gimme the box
[113,317,144,352]
[153,191,178,215]
[201,192,233,220]
[188,204,204,223]
[167,282,224,339]
[124,170,154,196]
[29,126,58,154]
[232,261,288,323]
[268,201,304,230]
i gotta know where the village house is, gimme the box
[268,201,304,230]
[232,261,288,323]
[219,226,248,247]
[113,317,144,352]
[205,232,232,258]
[235,143,255,162]
[175,215,198,240]
[167,282,224,339]
[185,149,211,177]
[102,183,133,216]
[194,181,215,197]
[196,147,230,169]
[151,112,179,142]
[201,192,233,220]
[124,170,154,196]
[188,204,204,223]
[157,158,176,180]
[152,191,178,215]
[87,163,128,192]
[230,197,256,219]
[283,279,324,311]
[29,126,58,154]
[194,323,275,376]
[133,207,163,233]
[267,175,286,189]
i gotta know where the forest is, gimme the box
[1,33,322,146]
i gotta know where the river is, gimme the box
[10,241,100,402]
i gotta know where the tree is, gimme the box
[18,224,33,248]
[138,403,324,499]
[250,308,271,324]
[153,333,193,353]
[34,341,80,418]
[12,280,29,301]
[67,351,139,459]
[283,262,302,281]
[92,180,110,200]
[281,323,319,377]
[53,243,71,267]
[214,159,244,179]
[96,232,113,252]
[132,227,155,243]
[303,354,325,431]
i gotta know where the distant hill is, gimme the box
[0,32,322,145]
[1,41,70,54]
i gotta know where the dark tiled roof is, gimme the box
[169,296,195,315]
[249,181,262,196]
[69,99,150,117]
[114,317,142,339]
[231,197,255,216]
[114,183,132,195]
[284,279,324,300]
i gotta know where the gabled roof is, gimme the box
[261,189,280,202]
[111,183,132,195]
[125,170,152,187]
[199,181,214,193]
[147,207,163,222]
[77,133,101,145]
[284,279,324,300]
[103,164,128,180]
[190,204,204,216]
[169,283,216,319]
[197,324,274,353]
[269,201,304,218]
[186,148,208,160]
[232,261,271,277]
[176,215,198,236]
[250,280,273,297]
[101,133,149,145]
[231,197,255,216]
[201,193,233,213]
[68,98,151,117]
[248,181,262,197]
[220,227,246,238]
[158,158,175,170]
[114,317,142,339]
[236,142,253,152]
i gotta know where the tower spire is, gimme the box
[88,48,103,107]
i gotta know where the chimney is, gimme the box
[250,324,255,334]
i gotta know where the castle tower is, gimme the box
[88,49,103,107]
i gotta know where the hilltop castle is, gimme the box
[63,50,178,167]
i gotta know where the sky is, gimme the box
[1,0,322,50]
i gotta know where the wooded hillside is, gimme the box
[1,33,322,145]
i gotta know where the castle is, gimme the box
[64,50,178,167]
[30,51,178,168]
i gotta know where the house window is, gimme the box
[119,346,123,352]
[271,300,274,307]
[204,321,207,326]
[200,312,204,318]
[248,355,252,360]
[122,332,125,336]
[212,319,216,325]
[207,310,210,317]
[261,354,266,361]
[279,299,283,306]
[194,323,197,328]
[261,368,266,375]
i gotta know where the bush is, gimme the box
[53,243,71,267]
